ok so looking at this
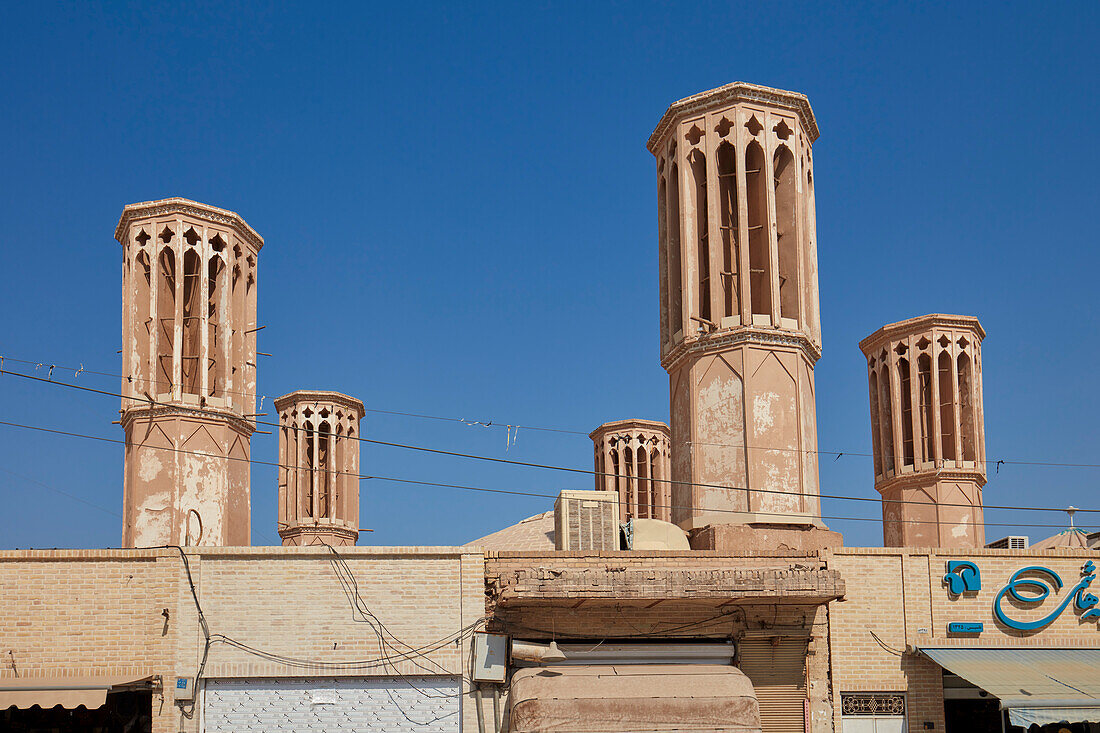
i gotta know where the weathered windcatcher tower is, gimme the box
[860,314,987,548]
[648,83,827,541]
[591,419,672,523]
[116,198,261,547]
[276,391,365,546]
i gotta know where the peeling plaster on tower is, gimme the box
[276,390,365,546]
[860,314,987,548]
[116,198,261,547]
[648,83,838,551]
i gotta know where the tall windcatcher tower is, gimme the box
[116,198,261,547]
[859,315,987,548]
[648,83,832,549]
[276,391,365,546]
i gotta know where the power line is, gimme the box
[0,415,1087,531]
[12,352,1100,464]
[2,366,1095,519]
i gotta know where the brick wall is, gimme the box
[825,547,1100,732]
[0,546,484,733]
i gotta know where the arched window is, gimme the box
[869,370,882,476]
[318,422,332,519]
[668,164,683,335]
[181,248,202,395]
[717,142,739,319]
[335,423,345,521]
[958,353,976,462]
[898,358,915,466]
[157,247,176,392]
[207,256,225,397]
[135,250,152,391]
[303,421,315,518]
[745,142,770,318]
[880,364,895,471]
[689,150,710,322]
[917,353,933,461]
[623,445,635,519]
[773,146,799,322]
[938,352,956,461]
[658,174,670,343]
[637,444,650,519]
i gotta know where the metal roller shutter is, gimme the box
[738,638,808,733]
[203,676,460,732]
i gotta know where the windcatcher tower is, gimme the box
[275,391,365,546]
[590,419,672,523]
[649,83,836,550]
[116,198,261,547]
[860,315,987,548]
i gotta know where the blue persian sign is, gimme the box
[992,561,1100,631]
[944,560,1100,633]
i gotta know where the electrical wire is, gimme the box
[3,365,1099,522]
[0,415,1085,531]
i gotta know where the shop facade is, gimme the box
[827,547,1100,733]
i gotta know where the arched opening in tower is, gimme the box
[869,370,882,476]
[958,352,976,462]
[917,353,933,462]
[880,362,895,471]
[773,145,799,323]
[689,149,710,323]
[938,351,957,461]
[717,142,739,320]
[745,142,771,319]
[135,249,152,392]
[157,246,176,393]
[898,357,915,467]
[181,247,202,395]
[207,255,225,398]
[668,163,683,336]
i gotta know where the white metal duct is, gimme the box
[203,676,460,733]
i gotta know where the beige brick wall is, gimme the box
[825,547,1100,732]
[0,546,484,733]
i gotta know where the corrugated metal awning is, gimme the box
[509,664,761,732]
[921,648,1100,726]
[0,675,153,710]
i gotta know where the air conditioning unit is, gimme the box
[555,490,620,551]
[986,535,1029,549]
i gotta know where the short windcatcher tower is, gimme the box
[860,314,987,547]
[649,83,829,545]
[116,198,261,547]
[591,419,672,523]
[276,391,365,546]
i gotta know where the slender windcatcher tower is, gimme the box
[859,314,987,547]
[116,198,261,547]
[276,391,365,546]
[648,83,825,537]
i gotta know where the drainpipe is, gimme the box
[509,641,567,663]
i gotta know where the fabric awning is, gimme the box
[0,675,153,710]
[509,664,761,732]
[921,648,1100,726]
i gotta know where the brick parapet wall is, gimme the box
[0,546,484,733]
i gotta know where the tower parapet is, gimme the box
[859,314,987,547]
[276,390,365,546]
[649,83,829,540]
[116,198,261,547]
[590,419,672,523]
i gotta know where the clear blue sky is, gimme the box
[1,1,1098,549]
